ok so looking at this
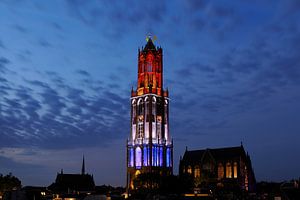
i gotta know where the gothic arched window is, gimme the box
[187,165,192,174]
[137,99,144,116]
[233,162,238,178]
[152,97,156,117]
[226,162,232,178]
[194,165,200,178]
[146,61,152,72]
[218,163,224,180]
[135,147,142,168]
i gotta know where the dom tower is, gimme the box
[127,37,173,190]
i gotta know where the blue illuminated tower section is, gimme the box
[127,37,173,190]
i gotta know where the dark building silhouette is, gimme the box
[179,144,256,193]
[127,37,173,191]
[48,156,95,197]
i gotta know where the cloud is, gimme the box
[0,155,45,177]
[0,39,5,49]
[16,49,32,62]
[0,57,10,67]
[0,68,129,150]
[184,0,208,12]
[65,0,168,39]
[75,69,91,77]
[280,0,300,17]
[167,12,300,138]
[51,22,63,31]
[38,38,52,48]
[12,24,27,33]
[27,79,49,88]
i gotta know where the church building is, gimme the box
[179,144,256,193]
[126,37,173,191]
[48,157,95,198]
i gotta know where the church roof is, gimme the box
[143,38,156,51]
[48,173,95,193]
[182,146,246,164]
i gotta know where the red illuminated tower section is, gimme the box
[136,38,163,96]
[127,38,173,191]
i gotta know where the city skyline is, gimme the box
[0,0,300,186]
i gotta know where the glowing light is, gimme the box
[226,162,232,178]
[152,146,156,166]
[166,148,171,167]
[129,148,134,167]
[159,147,163,166]
[234,162,238,178]
[143,147,148,166]
[135,147,142,168]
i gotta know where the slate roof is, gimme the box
[181,146,247,164]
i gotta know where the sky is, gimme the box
[0,0,300,187]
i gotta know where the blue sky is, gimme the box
[0,0,300,186]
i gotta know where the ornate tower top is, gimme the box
[132,38,165,97]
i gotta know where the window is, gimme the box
[146,62,152,72]
[137,98,144,115]
[145,101,149,122]
[138,104,143,115]
[159,147,163,166]
[218,163,224,180]
[187,166,192,174]
[128,148,134,167]
[135,147,142,168]
[245,166,249,191]
[194,165,200,178]
[143,147,149,166]
[132,104,136,124]
[137,118,143,139]
[233,162,238,178]
[166,148,172,167]
[157,121,161,139]
[152,101,156,116]
[152,146,157,166]
[226,162,232,178]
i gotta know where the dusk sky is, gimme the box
[0,0,300,187]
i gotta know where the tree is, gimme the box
[0,173,22,194]
[132,172,188,196]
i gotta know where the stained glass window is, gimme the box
[143,147,148,166]
[135,147,142,169]
[128,148,134,167]
[166,148,171,167]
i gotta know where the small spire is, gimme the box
[143,35,156,51]
[241,141,243,147]
[61,169,63,174]
[185,146,188,151]
[81,155,85,175]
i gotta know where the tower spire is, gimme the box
[81,155,85,175]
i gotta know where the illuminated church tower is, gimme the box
[127,37,173,190]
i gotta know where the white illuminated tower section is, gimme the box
[127,37,173,190]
